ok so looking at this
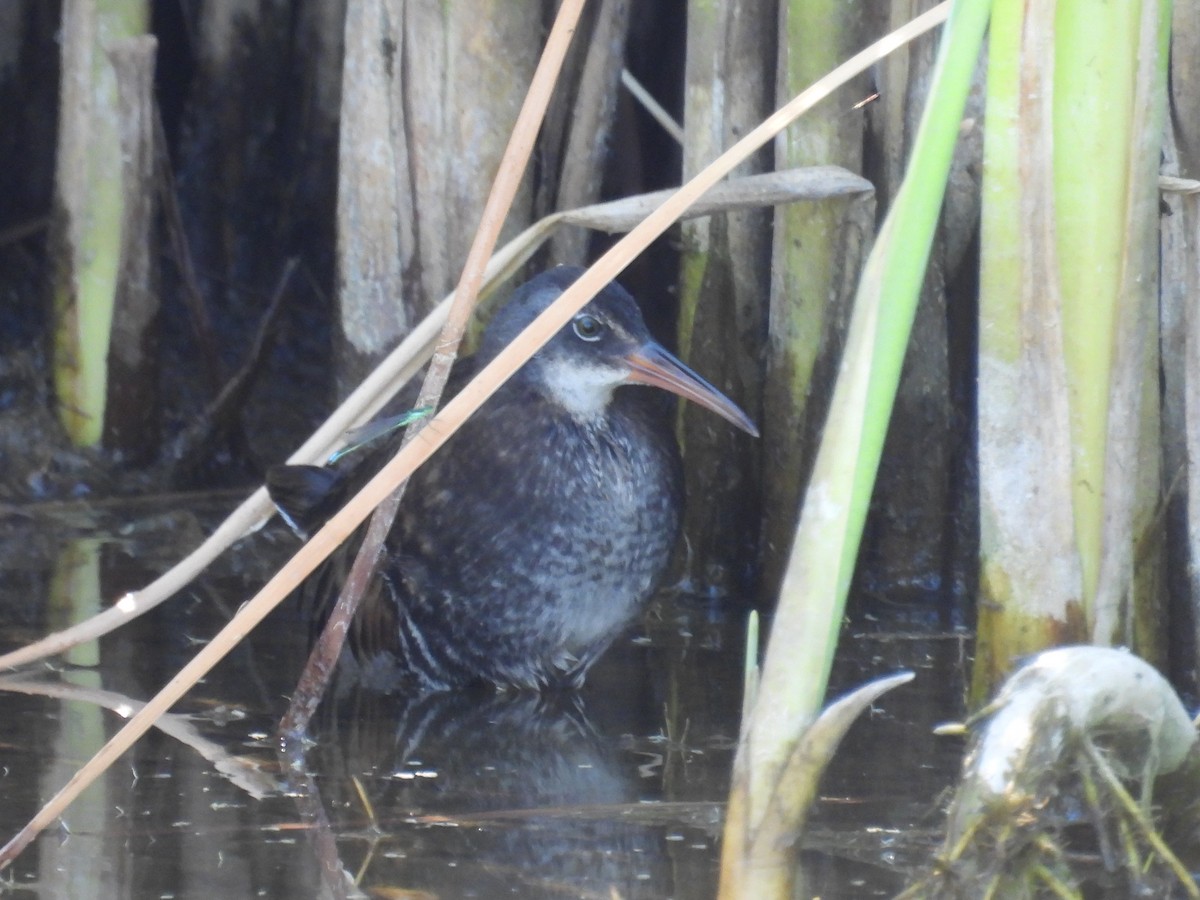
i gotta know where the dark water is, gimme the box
[0,497,966,899]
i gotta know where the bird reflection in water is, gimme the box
[296,688,688,899]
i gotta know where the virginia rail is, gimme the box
[268,267,757,691]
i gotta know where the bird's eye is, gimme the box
[572,314,604,342]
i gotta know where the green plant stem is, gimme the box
[1055,0,1141,608]
[742,0,992,832]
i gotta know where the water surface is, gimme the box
[0,497,966,898]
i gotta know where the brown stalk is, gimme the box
[0,0,950,867]
[0,284,448,672]
[279,0,591,735]
[0,167,850,674]
[169,258,298,477]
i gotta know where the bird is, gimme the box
[267,266,757,692]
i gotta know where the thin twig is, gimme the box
[0,215,51,247]
[276,734,360,900]
[0,281,448,672]
[1029,863,1082,900]
[277,0,590,736]
[620,68,684,145]
[0,167,866,672]
[168,258,298,476]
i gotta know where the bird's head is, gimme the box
[480,267,758,436]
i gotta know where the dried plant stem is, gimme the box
[279,0,590,733]
[620,69,684,145]
[0,167,860,675]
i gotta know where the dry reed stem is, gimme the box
[0,0,949,867]
[0,167,867,673]
[620,69,684,144]
[279,0,588,733]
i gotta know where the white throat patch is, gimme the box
[540,357,625,421]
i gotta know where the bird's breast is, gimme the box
[398,399,683,656]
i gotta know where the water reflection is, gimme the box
[293,689,694,899]
[0,503,967,898]
[0,509,736,898]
